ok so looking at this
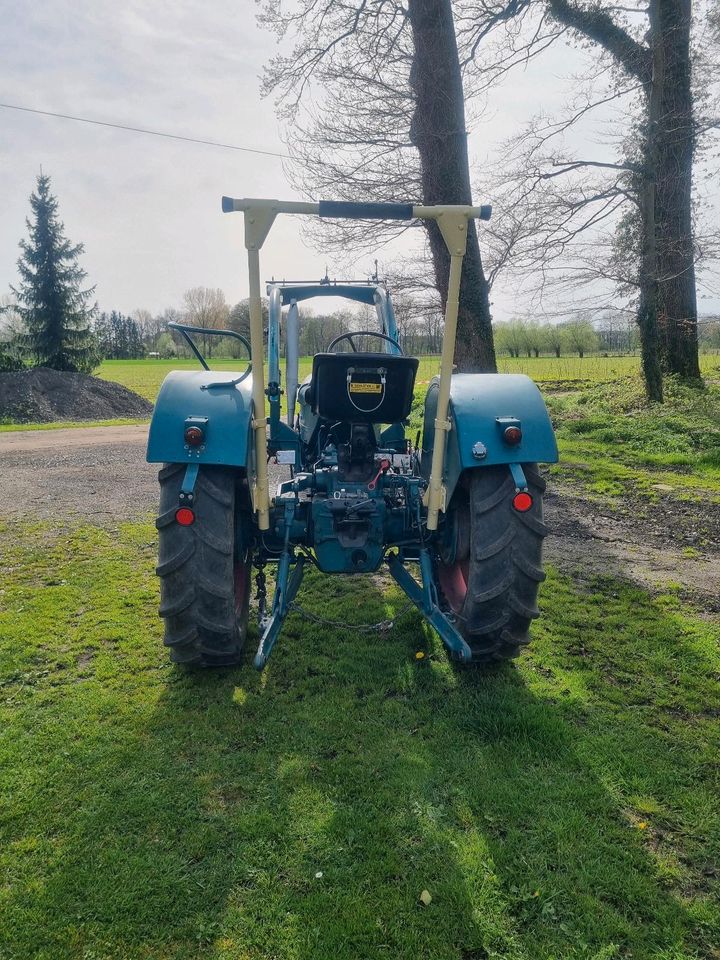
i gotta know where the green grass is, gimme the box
[0,417,149,433]
[96,353,720,404]
[0,519,718,959]
[548,376,720,501]
[3,354,717,431]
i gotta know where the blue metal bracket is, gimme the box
[386,553,473,663]
[180,463,200,504]
[509,462,528,492]
[253,556,305,670]
[254,501,305,670]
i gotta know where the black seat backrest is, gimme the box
[310,352,418,423]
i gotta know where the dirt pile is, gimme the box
[0,368,153,423]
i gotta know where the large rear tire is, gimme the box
[437,464,547,664]
[155,464,252,667]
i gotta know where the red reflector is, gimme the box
[504,426,522,445]
[175,507,195,526]
[184,426,204,446]
[512,492,533,512]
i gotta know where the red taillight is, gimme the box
[184,426,204,447]
[175,507,195,526]
[512,492,533,512]
[504,426,522,445]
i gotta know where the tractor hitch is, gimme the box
[254,555,306,670]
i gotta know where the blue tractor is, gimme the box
[147,199,557,669]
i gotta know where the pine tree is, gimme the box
[12,174,99,374]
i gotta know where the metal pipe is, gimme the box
[373,287,401,355]
[267,286,282,387]
[286,300,299,426]
[426,251,463,530]
[413,204,492,221]
[247,247,270,530]
[223,197,320,216]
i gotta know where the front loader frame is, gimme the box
[221,197,492,533]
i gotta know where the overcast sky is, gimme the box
[2,1,718,321]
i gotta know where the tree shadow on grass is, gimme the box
[4,563,716,959]
[145,567,716,960]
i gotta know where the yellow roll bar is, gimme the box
[221,197,491,531]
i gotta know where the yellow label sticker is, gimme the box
[349,381,382,394]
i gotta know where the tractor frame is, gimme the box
[147,199,558,670]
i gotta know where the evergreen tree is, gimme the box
[12,174,99,374]
[94,310,146,360]
[95,311,113,358]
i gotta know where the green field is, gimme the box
[96,354,720,404]
[93,355,720,504]
[1,520,718,959]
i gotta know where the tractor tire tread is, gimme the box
[517,512,549,536]
[512,549,546,582]
[156,465,249,668]
[473,525,515,561]
[155,540,195,577]
[162,623,198,648]
[470,569,516,604]
[159,585,195,617]
[155,507,179,530]
[158,463,185,482]
[507,592,540,620]
[472,475,515,515]
[195,525,233,554]
[441,464,547,665]
[198,472,234,507]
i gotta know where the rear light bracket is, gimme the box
[508,462,528,493]
[184,416,209,456]
[179,462,200,506]
[496,416,522,446]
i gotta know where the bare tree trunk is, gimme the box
[637,0,665,402]
[407,0,497,373]
[544,0,702,396]
[654,0,701,380]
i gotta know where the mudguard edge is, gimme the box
[421,373,558,502]
[146,370,254,466]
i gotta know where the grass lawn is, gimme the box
[0,519,718,959]
[2,357,719,956]
[547,376,720,502]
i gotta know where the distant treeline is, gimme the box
[55,293,720,363]
[493,315,720,359]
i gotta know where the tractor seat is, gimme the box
[309,352,419,423]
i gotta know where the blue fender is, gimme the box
[421,374,558,501]
[146,370,254,466]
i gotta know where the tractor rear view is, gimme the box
[147,199,557,670]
